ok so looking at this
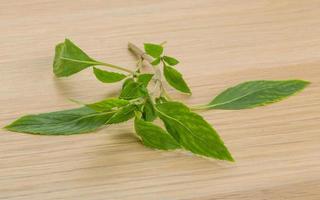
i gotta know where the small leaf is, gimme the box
[142,97,157,121]
[122,78,134,90]
[86,98,129,112]
[134,117,180,150]
[144,43,163,58]
[119,81,148,100]
[93,67,126,83]
[53,39,100,77]
[151,58,161,65]
[137,73,154,87]
[163,65,191,94]
[163,56,179,66]
[5,107,113,135]
[107,104,137,124]
[208,80,310,110]
[156,101,234,161]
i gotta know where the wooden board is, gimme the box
[1,1,319,199]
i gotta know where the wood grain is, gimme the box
[1,0,320,199]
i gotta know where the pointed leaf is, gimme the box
[208,80,310,110]
[137,73,154,87]
[142,97,157,121]
[122,78,134,90]
[53,39,100,77]
[93,67,126,83]
[5,107,113,135]
[144,43,163,58]
[151,57,161,65]
[119,81,148,100]
[107,104,136,124]
[134,117,180,150]
[163,56,179,66]
[163,65,191,94]
[156,101,234,161]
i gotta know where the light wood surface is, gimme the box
[1,1,320,199]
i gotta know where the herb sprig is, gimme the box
[5,39,310,161]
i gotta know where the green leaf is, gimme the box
[163,65,191,94]
[151,58,161,65]
[137,73,154,87]
[86,98,129,112]
[208,80,310,110]
[5,107,113,135]
[142,97,157,121]
[156,101,234,161]
[134,117,180,150]
[119,81,147,100]
[107,104,136,124]
[122,78,134,90]
[144,43,163,58]
[53,39,100,77]
[93,67,126,83]
[163,56,179,66]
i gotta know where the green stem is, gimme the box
[189,104,210,111]
[99,62,134,74]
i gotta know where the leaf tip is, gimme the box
[218,147,235,162]
[299,79,311,86]
[3,121,15,132]
[3,124,10,130]
[225,154,235,162]
[183,88,192,95]
[288,79,311,86]
[287,79,311,94]
[64,38,71,43]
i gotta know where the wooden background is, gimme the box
[1,0,319,199]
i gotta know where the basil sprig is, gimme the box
[5,39,310,161]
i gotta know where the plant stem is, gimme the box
[128,42,153,63]
[128,42,172,99]
[189,104,210,111]
[136,57,143,72]
[99,61,134,74]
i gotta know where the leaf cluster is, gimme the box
[5,39,310,161]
